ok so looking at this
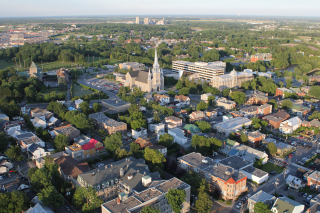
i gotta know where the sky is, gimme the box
[2,0,320,18]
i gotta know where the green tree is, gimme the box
[168,90,176,97]
[0,132,9,153]
[240,134,248,143]
[38,185,64,208]
[254,201,271,213]
[141,206,161,213]
[195,121,212,133]
[144,147,166,165]
[309,86,320,98]
[158,133,174,147]
[253,158,265,169]
[281,99,293,110]
[222,88,230,97]
[179,87,189,96]
[5,145,23,161]
[175,80,183,90]
[207,95,215,106]
[72,187,103,211]
[130,142,141,157]
[268,99,278,110]
[165,188,186,213]
[267,142,277,155]
[115,148,129,160]
[79,101,91,115]
[54,134,69,151]
[93,102,102,113]
[30,168,52,191]
[181,171,202,195]
[0,191,30,213]
[196,102,208,111]
[104,133,123,153]
[27,167,38,179]
[230,91,246,105]
[153,112,160,123]
[195,192,213,213]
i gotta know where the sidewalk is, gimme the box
[290,162,309,170]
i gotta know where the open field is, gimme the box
[87,56,107,63]
[44,87,67,96]
[36,61,78,71]
[108,59,124,65]
[0,60,27,71]
[73,84,95,96]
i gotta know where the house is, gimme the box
[301,86,311,94]
[174,95,190,105]
[167,128,189,148]
[257,104,272,116]
[275,142,295,156]
[25,203,54,213]
[149,144,167,156]
[0,157,14,174]
[229,145,269,164]
[248,190,276,213]
[189,111,206,122]
[240,165,269,184]
[290,87,306,97]
[245,91,269,105]
[28,144,50,160]
[247,131,266,148]
[53,124,81,141]
[240,106,258,117]
[286,175,303,189]
[65,143,84,160]
[201,93,213,103]
[75,99,84,109]
[55,156,90,186]
[32,117,47,129]
[222,113,233,122]
[165,116,183,129]
[216,97,236,109]
[271,197,304,213]
[81,139,105,158]
[279,117,302,134]
[5,123,21,136]
[74,135,91,145]
[213,117,252,137]
[261,138,277,147]
[20,135,45,152]
[135,137,153,149]
[291,104,311,118]
[309,194,320,213]
[206,108,217,118]
[30,108,49,118]
[57,68,69,83]
[178,152,247,200]
[302,119,320,128]
[307,171,320,191]
[132,127,147,139]
[262,110,290,129]
[183,124,201,137]
[148,123,165,133]
[35,151,66,168]
[275,87,293,98]
[153,94,170,105]
[220,139,240,155]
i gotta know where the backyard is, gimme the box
[259,162,284,173]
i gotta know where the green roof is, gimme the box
[273,197,302,213]
[222,139,237,147]
[225,114,233,118]
[183,124,201,134]
[289,87,301,93]
[292,105,310,111]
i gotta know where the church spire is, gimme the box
[153,48,159,72]
[148,68,151,80]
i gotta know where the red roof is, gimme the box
[226,178,236,184]
[82,139,99,150]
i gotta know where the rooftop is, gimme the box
[101,99,131,107]
[272,197,303,212]
[21,135,42,145]
[262,110,289,122]
[54,124,79,135]
[214,117,252,130]
[248,130,265,139]
[219,156,252,170]
[241,165,268,178]
[249,190,275,203]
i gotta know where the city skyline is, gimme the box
[2,0,320,18]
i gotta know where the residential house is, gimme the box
[74,135,91,145]
[279,117,302,134]
[75,99,84,109]
[183,124,201,137]
[302,119,320,128]
[275,142,295,156]
[81,139,105,158]
[286,175,304,189]
[149,144,167,156]
[229,145,269,164]
[55,156,90,186]
[262,110,290,129]
[153,94,170,105]
[0,157,14,174]
[25,203,54,213]
[189,111,206,122]
[30,108,50,118]
[261,138,277,147]
[0,113,9,121]
[28,144,50,160]
[220,139,240,155]
[240,106,259,117]
[247,131,266,148]
[5,123,21,136]
[20,135,45,152]
[178,152,247,200]
[53,124,81,141]
[35,151,66,168]
[307,171,320,191]
[132,127,147,139]
[309,194,320,213]
[310,75,320,83]
[165,116,183,129]
[174,95,190,105]
[245,91,269,105]
[201,93,213,103]
[168,128,189,149]
[216,97,236,109]
[257,104,272,116]
[213,117,252,137]
[248,190,275,213]
[271,197,304,213]
[290,87,306,97]
[135,137,153,149]
[275,87,293,98]
[291,104,311,118]
[32,117,47,129]
[230,111,244,117]
[148,123,165,133]
[301,86,311,94]
[65,143,84,160]
[206,108,218,118]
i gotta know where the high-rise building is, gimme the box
[144,18,149,25]
[135,16,139,24]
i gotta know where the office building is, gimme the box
[135,16,139,24]
[211,69,254,90]
[144,18,149,24]
[172,61,226,81]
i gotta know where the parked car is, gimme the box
[65,206,70,211]
[285,170,290,174]
[269,171,277,175]
[0,176,3,180]
[307,195,313,200]
[288,154,293,158]
[283,161,289,165]
[279,194,285,197]
[298,192,304,197]
[303,193,308,198]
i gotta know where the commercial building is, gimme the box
[101,99,131,113]
[53,124,81,141]
[216,97,236,109]
[262,110,290,129]
[250,53,272,63]
[101,177,190,213]
[248,191,275,213]
[144,18,149,24]
[119,62,144,71]
[172,61,226,81]
[279,117,302,134]
[271,197,304,213]
[213,117,252,136]
[135,16,139,24]
[29,61,43,81]
[177,152,247,200]
[211,69,254,90]
[307,171,320,191]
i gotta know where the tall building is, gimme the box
[144,18,149,25]
[211,69,254,90]
[172,61,226,81]
[29,61,43,81]
[135,16,139,24]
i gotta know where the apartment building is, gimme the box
[165,116,183,129]
[211,69,254,90]
[279,117,302,134]
[53,124,80,141]
[216,97,236,109]
[189,111,206,122]
[307,171,320,191]
[82,139,105,158]
[178,152,247,200]
[250,53,272,63]
[275,87,293,98]
[247,131,266,148]
[101,177,190,213]
[172,61,226,81]
[245,91,269,105]
[89,112,127,135]
[262,110,290,129]
[201,93,213,103]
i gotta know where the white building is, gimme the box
[32,117,47,129]
[279,117,302,134]
[168,128,189,148]
[240,165,269,184]
[132,128,147,139]
[201,93,213,103]
[230,145,269,164]
[148,123,165,133]
[75,99,84,109]
[213,117,252,136]
[286,175,303,189]
[25,203,54,213]
[5,123,21,136]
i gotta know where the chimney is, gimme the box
[117,198,121,204]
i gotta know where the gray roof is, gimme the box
[15,132,34,140]
[214,117,252,130]
[241,165,268,178]
[129,70,149,84]
[0,114,8,119]
[272,197,303,212]
[263,138,276,143]
[248,131,265,139]
[219,156,252,170]
[240,106,258,113]
[178,152,215,171]
[249,190,275,203]
[101,99,131,107]
[275,142,294,150]
[28,143,41,153]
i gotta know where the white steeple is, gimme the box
[153,48,159,72]
[148,68,151,80]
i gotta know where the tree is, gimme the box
[0,132,9,153]
[254,202,270,213]
[115,148,129,160]
[179,87,189,96]
[281,99,293,110]
[165,188,186,213]
[195,192,213,213]
[207,95,215,106]
[130,142,141,157]
[153,112,160,123]
[104,133,123,153]
[268,99,278,110]
[38,185,64,208]
[309,86,320,98]
[141,206,161,213]
[168,90,176,97]
[5,145,23,161]
[196,102,208,111]
[222,88,230,97]
[72,187,103,211]
[30,168,52,191]
[181,171,202,195]
[58,77,67,88]
[93,102,102,113]
[267,142,277,155]
[253,158,265,169]
[0,190,30,213]
[195,121,211,133]
[230,91,246,105]
[79,101,91,115]
[158,133,174,148]
[27,167,38,179]
[54,134,69,151]
[240,134,248,143]
[144,147,166,165]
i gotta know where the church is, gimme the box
[116,49,164,92]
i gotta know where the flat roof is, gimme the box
[241,165,268,178]
[101,99,131,107]
[219,156,252,170]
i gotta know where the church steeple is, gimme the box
[148,68,151,81]
[153,48,159,72]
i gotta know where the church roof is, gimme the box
[30,61,38,69]
[129,70,149,84]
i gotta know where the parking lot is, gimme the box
[277,185,316,209]
[85,76,121,94]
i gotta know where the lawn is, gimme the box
[0,60,26,71]
[259,162,284,174]
[87,56,107,63]
[36,61,77,71]
[73,84,94,96]
[108,59,124,65]
[44,87,67,95]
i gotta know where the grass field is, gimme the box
[86,56,107,63]
[0,60,26,71]
[73,84,95,96]
[259,162,284,174]
[36,61,77,71]
[44,87,67,95]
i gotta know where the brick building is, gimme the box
[250,53,272,63]
[53,124,81,141]
[275,88,293,98]
[247,131,266,148]
[262,110,290,129]
[308,171,320,192]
